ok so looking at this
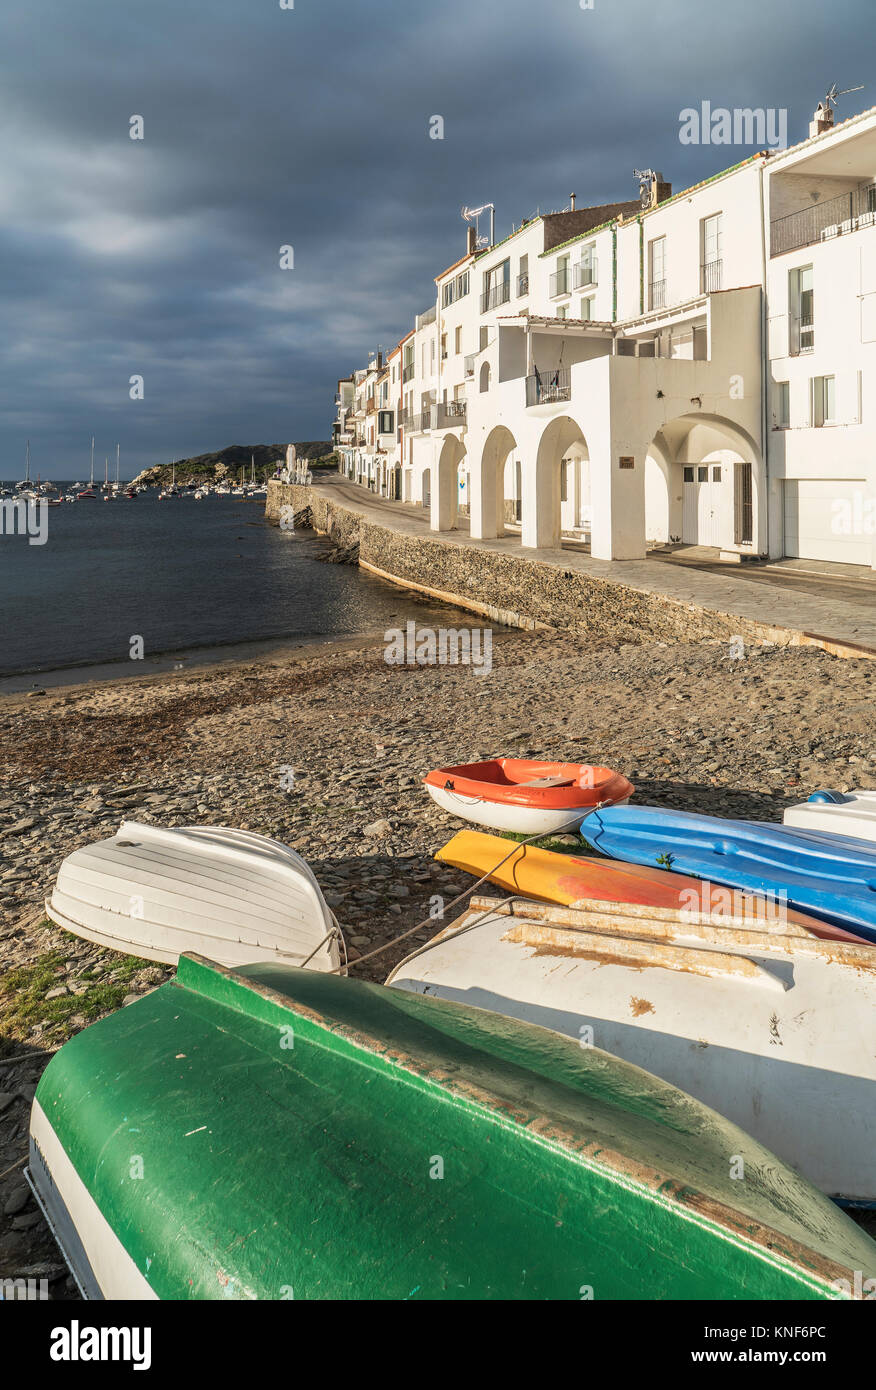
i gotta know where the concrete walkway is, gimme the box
[319,475,876,654]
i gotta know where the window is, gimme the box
[810,375,836,427]
[481,259,511,312]
[648,237,666,309]
[456,270,469,299]
[479,325,489,351]
[697,466,708,482]
[479,361,491,393]
[455,326,462,354]
[557,305,568,320]
[442,281,454,308]
[518,254,529,296]
[712,466,722,483]
[580,296,594,321]
[683,466,695,483]
[378,411,394,435]
[701,214,723,292]
[576,244,597,289]
[551,254,570,298]
[790,266,814,353]
[774,381,790,428]
[440,334,448,361]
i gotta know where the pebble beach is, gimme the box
[2,624,876,1288]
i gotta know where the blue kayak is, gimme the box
[578,805,876,943]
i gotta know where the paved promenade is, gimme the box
[317,475,876,655]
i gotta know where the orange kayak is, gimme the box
[435,830,866,943]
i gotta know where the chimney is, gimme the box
[650,173,672,208]
[466,225,477,255]
[570,192,576,210]
[810,102,834,138]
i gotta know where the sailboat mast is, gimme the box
[116,444,120,487]
[25,440,30,484]
[90,437,95,487]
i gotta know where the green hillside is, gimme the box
[130,442,334,487]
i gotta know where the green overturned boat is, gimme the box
[28,954,876,1300]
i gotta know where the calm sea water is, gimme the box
[0,486,448,685]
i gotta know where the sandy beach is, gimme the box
[2,625,876,1287]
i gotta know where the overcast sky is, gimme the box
[1,0,873,477]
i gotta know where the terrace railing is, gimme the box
[525,367,571,407]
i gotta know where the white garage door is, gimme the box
[783,479,871,564]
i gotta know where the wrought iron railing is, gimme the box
[648,279,667,310]
[525,367,571,407]
[434,401,467,427]
[770,182,876,256]
[550,268,570,298]
[517,272,529,296]
[700,260,723,294]
[480,281,511,313]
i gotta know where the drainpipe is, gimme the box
[612,224,618,324]
[639,216,644,316]
[758,157,770,559]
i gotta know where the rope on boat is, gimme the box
[330,797,619,975]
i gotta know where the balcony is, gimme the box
[434,400,467,429]
[549,268,570,298]
[365,395,377,412]
[402,364,414,384]
[464,354,475,378]
[517,272,529,297]
[480,281,511,314]
[411,412,432,433]
[525,367,571,407]
[700,260,723,294]
[573,260,598,290]
[648,279,667,310]
[770,181,876,256]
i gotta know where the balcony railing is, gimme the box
[402,363,414,383]
[525,367,571,407]
[365,395,377,412]
[549,268,570,298]
[434,400,467,428]
[411,412,432,433]
[770,181,876,256]
[700,259,723,294]
[517,272,529,296]
[648,279,667,310]
[573,260,598,290]
[480,281,511,313]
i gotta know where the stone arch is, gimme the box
[431,433,466,532]
[527,415,589,550]
[471,425,517,540]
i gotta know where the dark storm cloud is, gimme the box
[0,0,872,475]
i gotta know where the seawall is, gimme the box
[265,480,845,649]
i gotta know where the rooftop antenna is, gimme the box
[813,82,864,134]
[461,203,495,249]
[633,169,657,211]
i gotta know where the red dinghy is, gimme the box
[424,758,633,835]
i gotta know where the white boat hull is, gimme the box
[387,896,876,1204]
[46,821,340,970]
[784,790,876,844]
[425,783,627,835]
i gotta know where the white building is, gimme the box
[334,101,876,569]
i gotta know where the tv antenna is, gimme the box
[633,169,656,210]
[462,203,495,249]
[825,82,864,112]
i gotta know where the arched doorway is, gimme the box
[432,435,465,532]
[528,416,588,550]
[472,426,517,540]
[645,415,763,554]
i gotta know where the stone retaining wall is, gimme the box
[264,481,848,649]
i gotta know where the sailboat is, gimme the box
[16,441,33,493]
[159,460,180,499]
[78,439,97,499]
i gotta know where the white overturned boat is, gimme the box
[784,789,876,843]
[387,894,876,1205]
[46,821,341,970]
